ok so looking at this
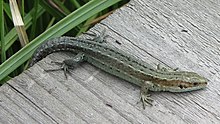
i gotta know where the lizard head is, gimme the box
[153,71,208,92]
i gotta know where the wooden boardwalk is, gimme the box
[1,0,220,123]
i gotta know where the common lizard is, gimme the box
[30,30,207,109]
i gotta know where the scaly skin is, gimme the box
[30,31,207,109]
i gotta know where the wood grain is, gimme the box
[1,0,220,123]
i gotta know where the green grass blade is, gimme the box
[52,0,71,14]
[69,0,81,9]
[0,0,6,62]
[30,0,39,40]
[76,14,98,36]
[3,2,12,20]
[0,0,122,82]
[39,0,66,19]
[21,0,25,17]
[2,5,45,50]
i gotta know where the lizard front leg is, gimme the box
[45,52,85,79]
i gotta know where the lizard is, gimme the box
[29,29,208,109]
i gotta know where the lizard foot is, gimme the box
[157,64,178,72]
[140,92,153,109]
[83,29,121,45]
[44,52,85,79]
[45,61,72,79]
[139,81,154,109]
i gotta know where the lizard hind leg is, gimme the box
[44,52,85,79]
[84,29,107,43]
[157,64,178,72]
[84,29,121,44]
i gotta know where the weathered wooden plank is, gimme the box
[0,105,22,124]
[0,85,39,124]
[96,0,220,123]
[39,53,156,124]
[25,60,130,124]
[1,0,220,123]
[0,84,57,124]
[7,72,91,124]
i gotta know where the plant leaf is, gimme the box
[0,0,122,82]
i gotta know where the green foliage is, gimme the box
[0,0,129,84]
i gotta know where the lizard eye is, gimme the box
[179,85,183,89]
[193,82,198,86]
